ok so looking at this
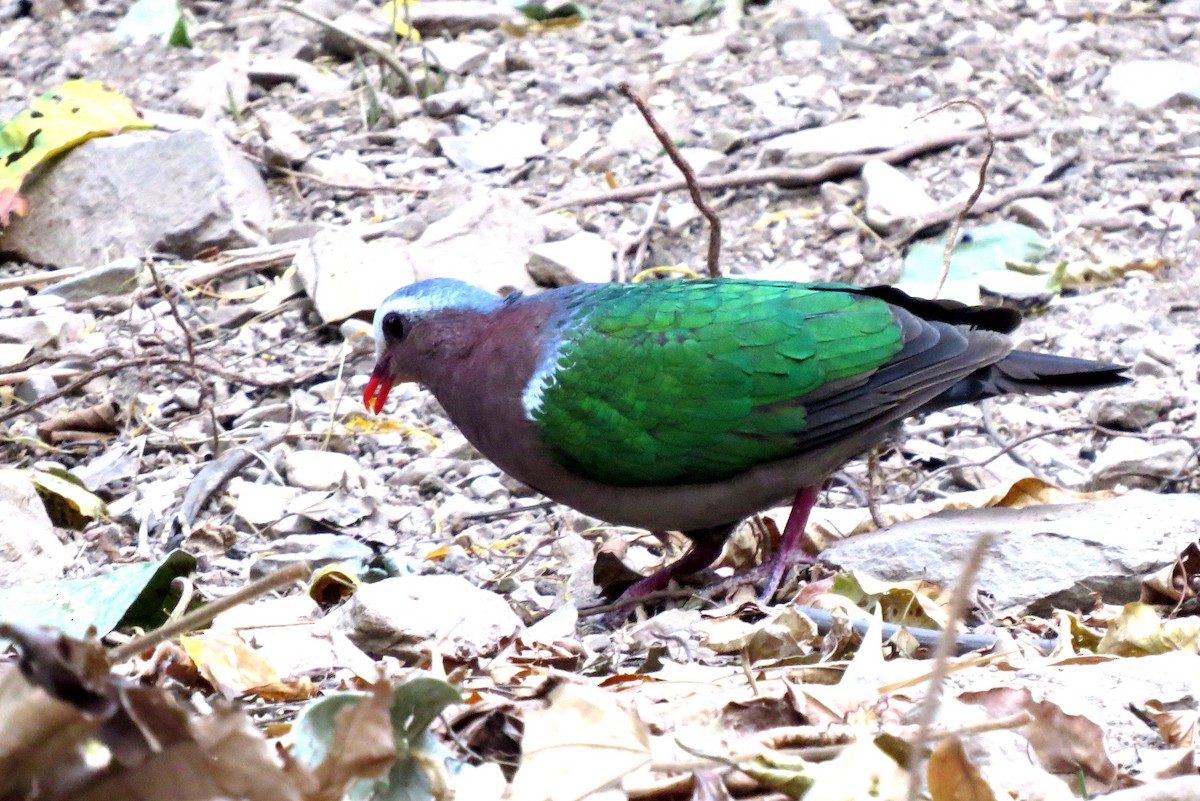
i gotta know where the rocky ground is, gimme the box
[1,0,1199,798]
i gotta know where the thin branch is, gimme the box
[617,82,722,277]
[536,122,1036,214]
[885,181,1063,248]
[280,2,414,95]
[913,99,994,299]
[146,261,221,456]
[107,563,312,664]
[905,531,995,801]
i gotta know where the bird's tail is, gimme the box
[923,350,1130,410]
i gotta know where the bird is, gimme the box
[363,277,1128,609]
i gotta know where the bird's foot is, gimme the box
[601,535,727,625]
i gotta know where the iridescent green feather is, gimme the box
[531,280,905,486]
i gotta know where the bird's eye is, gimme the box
[381,312,406,340]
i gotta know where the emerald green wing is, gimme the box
[529,280,905,486]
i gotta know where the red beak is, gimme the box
[363,369,394,414]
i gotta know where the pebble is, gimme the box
[469,474,508,501]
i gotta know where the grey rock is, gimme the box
[1090,392,1174,430]
[423,86,479,118]
[558,79,605,105]
[1090,303,1149,337]
[257,108,313,166]
[1131,353,1174,379]
[408,187,542,295]
[248,57,349,97]
[326,574,522,662]
[820,492,1200,616]
[393,457,458,485]
[176,60,250,119]
[40,258,141,300]
[407,1,515,36]
[414,40,489,74]
[0,128,271,268]
[1008,197,1058,232]
[861,160,938,234]
[0,469,70,584]
[528,231,615,286]
[1103,59,1200,109]
[438,121,546,171]
[285,450,362,491]
[302,152,379,186]
[469,474,507,501]
[321,11,390,59]
[1088,438,1194,486]
[293,229,415,323]
[0,315,58,348]
[174,385,201,411]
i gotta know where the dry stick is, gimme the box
[885,181,1063,249]
[146,262,221,457]
[904,531,995,801]
[914,99,994,299]
[616,82,722,277]
[280,2,414,95]
[535,122,1035,214]
[107,563,312,664]
[0,266,84,291]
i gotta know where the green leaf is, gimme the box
[0,549,197,640]
[115,0,191,47]
[293,675,463,801]
[515,2,591,21]
[898,221,1052,304]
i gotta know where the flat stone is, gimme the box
[861,160,938,233]
[438,121,546,172]
[406,1,514,36]
[408,187,541,295]
[325,574,522,662]
[412,40,489,74]
[0,470,70,584]
[0,128,271,268]
[1102,59,1200,110]
[423,86,480,118]
[0,315,59,348]
[1088,439,1194,487]
[820,492,1200,617]
[284,450,362,491]
[294,229,415,322]
[527,231,615,286]
[40,257,141,300]
[1090,392,1174,431]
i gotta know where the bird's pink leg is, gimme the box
[761,485,820,603]
[615,535,727,600]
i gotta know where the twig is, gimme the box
[535,122,1035,214]
[622,190,664,282]
[616,82,722,277]
[577,587,715,618]
[905,531,995,801]
[0,266,84,290]
[0,368,84,386]
[721,111,825,155]
[866,446,886,528]
[280,2,414,95]
[978,399,1051,483]
[107,563,312,664]
[146,262,221,456]
[885,181,1063,248]
[914,99,994,299]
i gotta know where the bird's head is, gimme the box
[364,278,502,414]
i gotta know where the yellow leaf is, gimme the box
[380,1,421,39]
[22,468,108,528]
[0,80,153,225]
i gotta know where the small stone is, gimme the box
[393,457,457,486]
[537,212,581,242]
[228,478,304,528]
[328,574,522,662]
[1131,354,1174,379]
[527,231,615,286]
[1102,59,1200,110]
[469,474,507,501]
[302,152,379,186]
[407,1,514,36]
[1090,393,1173,430]
[174,385,202,411]
[861,160,938,234]
[665,203,700,230]
[0,470,71,586]
[1090,303,1149,337]
[826,210,856,233]
[0,316,58,348]
[285,450,362,491]
[1009,197,1058,232]
[558,79,605,105]
[414,40,489,74]
[438,121,547,172]
[41,258,141,300]
[1089,438,1194,487]
[423,86,479,118]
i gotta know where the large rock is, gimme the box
[408,187,541,295]
[293,229,415,322]
[0,128,271,268]
[325,574,522,662]
[0,470,69,585]
[820,492,1200,616]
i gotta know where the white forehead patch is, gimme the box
[371,278,501,352]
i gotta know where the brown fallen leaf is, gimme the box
[927,736,1001,801]
[36,400,121,444]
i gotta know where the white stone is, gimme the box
[0,470,70,585]
[1103,59,1200,109]
[285,450,362,491]
[527,231,615,286]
